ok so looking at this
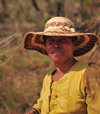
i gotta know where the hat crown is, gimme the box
[46,17,75,26]
[44,17,75,33]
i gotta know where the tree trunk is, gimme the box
[0,0,6,14]
[44,0,55,15]
[80,0,84,7]
[31,0,39,11]
[57,0,65,16]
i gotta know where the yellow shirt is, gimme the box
[33,61,100,114]
[49,81,58,113]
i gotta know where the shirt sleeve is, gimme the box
[83,63,100,114]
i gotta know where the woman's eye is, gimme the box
[60,39,70,43]
[48,39,54,42]
[60,39,67,42]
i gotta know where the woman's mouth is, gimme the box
[52,51,62,56]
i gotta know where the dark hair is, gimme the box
[43,36,46,45]
[71,36,78,46]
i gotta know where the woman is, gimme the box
[23,17,100,114]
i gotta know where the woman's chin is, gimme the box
[48,54,64,63]
[51,58,63,64]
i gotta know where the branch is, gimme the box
[0,55,13,67]
[0,33,22,47]
[31,0,39,11]
[0,42,23,55]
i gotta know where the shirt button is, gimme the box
[78,94,80,97]
[50,82,52,86]
[55,95,58,98]
[64,77,67,80]
[48,95,51,99]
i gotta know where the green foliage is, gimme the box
[83,0,93,5]
[26,13,33,21]
[0,71,2,75]
[14,61,27,68]
[0,54,7,62]
[82,11,99,21]
[6,102,14,111]
[71,0,79,2]
[71,0,93,5]
[15,11,20,20]
[4,31,10,36]
[50,0,55,4]
[94,12,99,17]
[85,12,93,20]
[33,52,41,58]
[0,16,4,22]
[42,57,51,66]
[36,23,42,28]
[20,61,27,68]
[0,86,27,112]
[44,15,49,22]
[19,3,25,10]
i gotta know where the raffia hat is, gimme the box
[23,17,99,56]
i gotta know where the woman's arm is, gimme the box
[83,63,100,114]
[25,108,39,114]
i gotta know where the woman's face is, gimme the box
[45,36,76,64]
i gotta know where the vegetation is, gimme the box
[0,0,100,113]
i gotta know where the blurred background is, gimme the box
[0,0,100,113]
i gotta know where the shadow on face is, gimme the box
[43,36,78,47]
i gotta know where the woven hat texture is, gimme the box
[23,17,99,56]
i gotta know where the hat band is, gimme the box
[44,26,75,33]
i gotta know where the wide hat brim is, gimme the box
[23,31,99,57]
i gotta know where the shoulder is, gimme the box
[43,69,56,82]
[84,62,100,77]
[74,61,88,73]
[47,69,56,76]
[76,61,88,68]
[83,63,100,101]
[83,62,100,87]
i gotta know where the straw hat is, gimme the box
[23,17,99,56]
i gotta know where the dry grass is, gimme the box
[0,0,100,113]
[0,42,54,113]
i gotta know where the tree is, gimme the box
[57,0,65,16]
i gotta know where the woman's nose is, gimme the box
[54,42,61,48]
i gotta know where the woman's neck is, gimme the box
[55,59,77,77]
